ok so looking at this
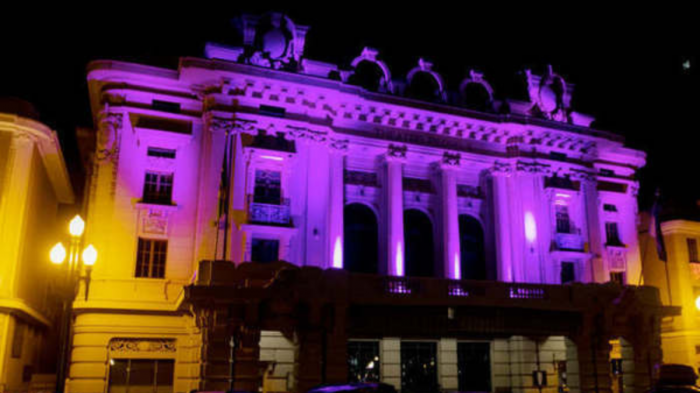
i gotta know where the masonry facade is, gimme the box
[70,13,669,393]
[0,100,74,393]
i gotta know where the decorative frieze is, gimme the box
[109,338,176,353]
[286,125,327,143]
[138,207,172,237]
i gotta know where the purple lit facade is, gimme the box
[71,13,666,393]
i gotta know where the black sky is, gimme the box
[1,7,697,210]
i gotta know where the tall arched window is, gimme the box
[404,209,435,277]
[348,61,386,92]
[407,72,442,102]
[459,215,486,280]
[343,203,379,274]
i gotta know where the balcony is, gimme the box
[248,197,291,226]
[553,232,585,252]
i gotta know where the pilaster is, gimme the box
[384,144,406,276]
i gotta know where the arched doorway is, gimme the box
[343,203,379,274]
[404,209,435,277]
[459,215,486,280]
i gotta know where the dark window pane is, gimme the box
[12,320,25,358]
[458,342,491,392]
[251,239,279,263]
[142,172,174,205]
[347,341,380,383]
[156,360,175,390]
[561,262,576,284]
[135,239,168,279]
[108,360,129,393]
[688,238,699,263]
[253,170,282,204]
[401,342,438,393]
[129,360,156,393]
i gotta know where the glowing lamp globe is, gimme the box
[695,295,700,312]
[82,245,98,267]
[50,242,67,265]
[69,215,85,237]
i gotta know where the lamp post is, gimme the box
[50,215,97,393]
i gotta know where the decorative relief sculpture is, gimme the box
[442,152,461,166]
[109,338,176,353]
[96,112,123,162]
[139,208,171,236]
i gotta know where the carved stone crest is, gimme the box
[387,144,407,159]
[442,152,461,166]
[109,338,176,353]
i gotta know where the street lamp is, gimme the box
[49,214,97,393]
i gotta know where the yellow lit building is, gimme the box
[641,212,700,370]
[0,99,75,393]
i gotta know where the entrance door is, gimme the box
[401,342,438,393]
[458,342,491,393]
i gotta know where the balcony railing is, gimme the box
[248,197,291,226]
[554,232,585,251]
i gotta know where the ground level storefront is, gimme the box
[66,261,675,393]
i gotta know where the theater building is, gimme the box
[69,13,672,393]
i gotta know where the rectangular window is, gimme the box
[605,222,623,246]
[12,320,25,358]
[555,205,571,234]
[251,238,279,263]
[142,172,174,205]
[108,359,174,393]
[458,342,491,393]
[135,239,168,278]
[152,100,181,114]
[688,238,699,263]
[253,170,282,205]
[347,341,380,383]
[401,342,438,393]
[561,262,576,284]
[603,204,618,212]
[610,272,625,285]
[147,147,176,159]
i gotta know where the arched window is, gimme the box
[404,209,435,277]
[459,215,486,280]
[407,72,442,102]
[343,203,379,274]
[348,61,386,92]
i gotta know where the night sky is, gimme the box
[1,7,696,211]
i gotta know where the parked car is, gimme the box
[307,382,398,393]
[649,364,700,393]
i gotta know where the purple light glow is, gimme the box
[509,286,546,299]
[453,253,461,280]
[332,237,342,269]
[387,279,411,294]
[260,155,284,161]
[448,284,469,297]
[396,242,404,277]
[524,212,537,243]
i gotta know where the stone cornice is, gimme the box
[0,113,75,204]
[0,298,51,327]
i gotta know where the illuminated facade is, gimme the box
[640,213,700,370]
[70,13,670,393]
[0,99,74,393]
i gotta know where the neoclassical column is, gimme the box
[438,152,461,280]
[328,138,348,269]
[85,111,123,276]
[385,145,407,276]
[581,176,604,283]
[488,162,514,282]
[0,133,34,298]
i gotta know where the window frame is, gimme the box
[135,238,168,279]
[688,238,699,263]
[141,171,174,205]
[605,222,623,246]
[107,358,174,393]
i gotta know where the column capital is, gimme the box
[487,161,513,177]
[329,138,349,154]
[437,151,461,171]
[384,144,407,163]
